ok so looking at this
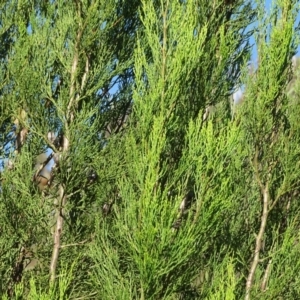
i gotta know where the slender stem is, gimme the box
[50,184,66,282]
[261,259,272,292]
[161,0,169,105]
[245,183,269,300]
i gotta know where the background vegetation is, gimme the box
[0,0,300,299]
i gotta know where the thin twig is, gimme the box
[60,239,89,249]
[261,259,272,292]
[72,292,97,300]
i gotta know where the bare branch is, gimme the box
[68,29,83,123]
[261,259,272,292]
[245,183,269,300]
[80,55,89,92]
[50,184,66,282]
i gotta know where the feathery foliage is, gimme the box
[0,0,300,299]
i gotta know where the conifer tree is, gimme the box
[0,0,300,299]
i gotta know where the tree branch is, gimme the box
[68,29,82,123]
[245,183,269,300]
[80,55,89,92]
[50,184,66,282]
[261,259,272,292]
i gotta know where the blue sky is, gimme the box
[233,0,300,104]
[251,0,300,61]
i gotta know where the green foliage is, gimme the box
[0,0,300,299]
